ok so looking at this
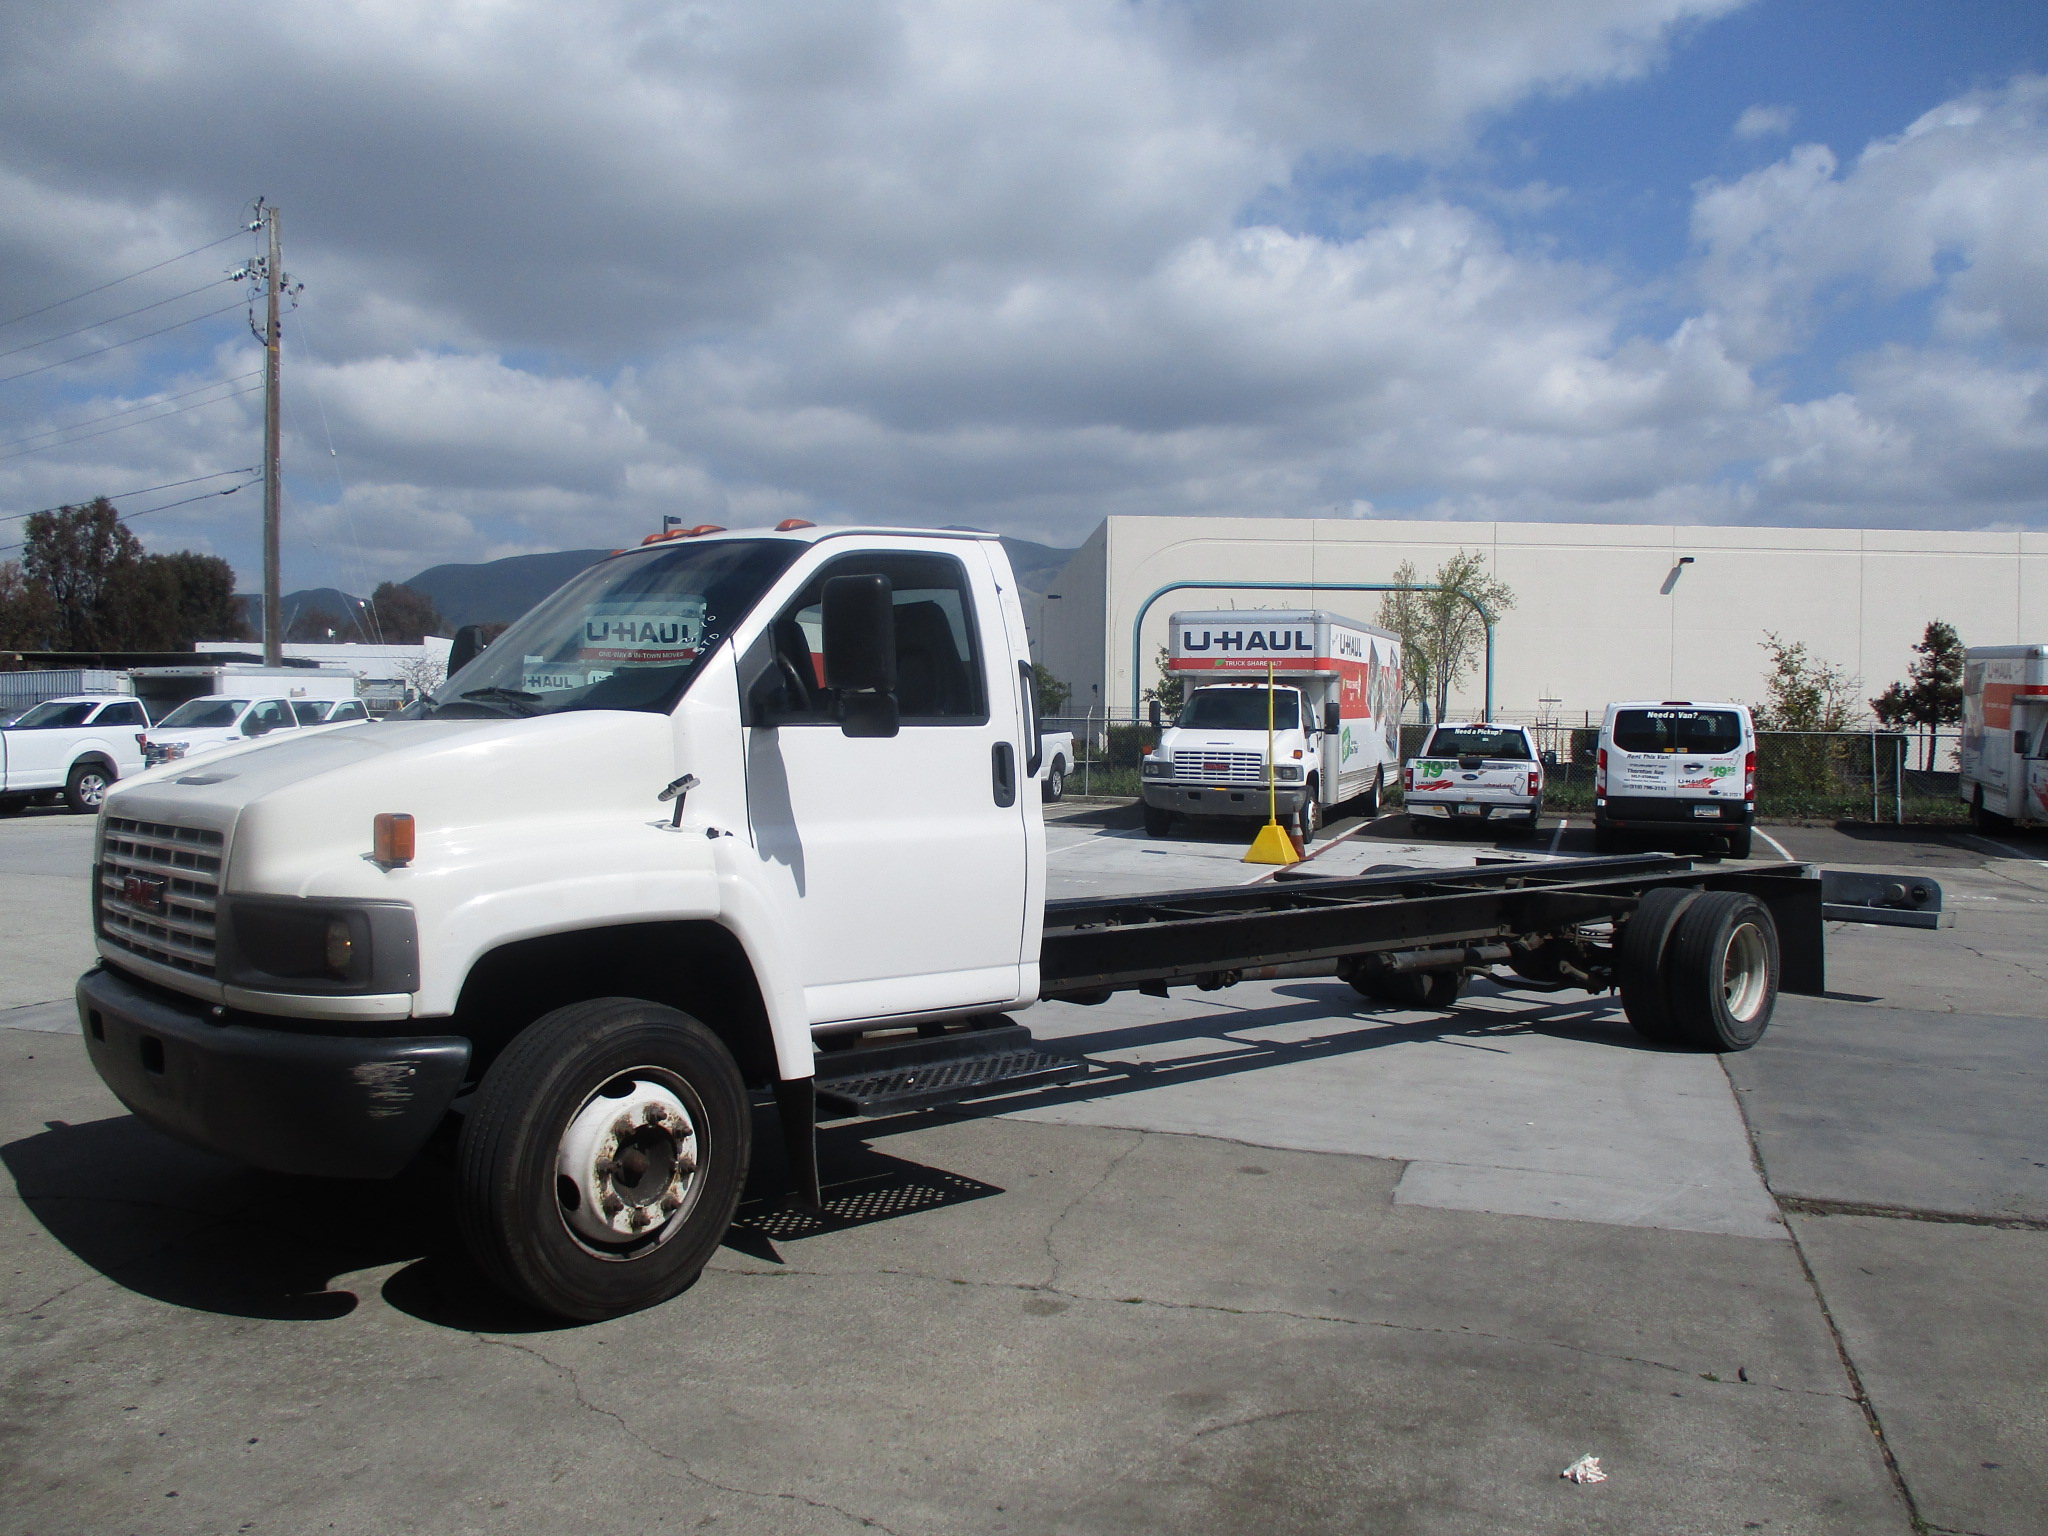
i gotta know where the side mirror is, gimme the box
[1541,749,1559,769]
[447,623,489,675]
[822,574,898,738]
[1149,698,1163,732]
[1323,702,1341,736]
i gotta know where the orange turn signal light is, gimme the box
[374,812,415,867]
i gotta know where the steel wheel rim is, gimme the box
[1721,922,1770,1022]
[554,1067,709,1260]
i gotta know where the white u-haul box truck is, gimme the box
[1140,609,1402,840]
[1959,644,2048,829]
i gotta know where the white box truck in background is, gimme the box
[1959,644,2048,829]
[1140,609,1402,840]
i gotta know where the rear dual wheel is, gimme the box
[1618,889,1778,1051]
[457,998,751,1321]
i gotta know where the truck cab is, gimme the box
[1404,721,1543,834]
[1143,681,1326,838]
[0,693,149,813]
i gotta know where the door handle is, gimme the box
[992,741,1017,807]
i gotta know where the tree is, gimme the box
[1142,646,1184,714]
[22,498,142,651]
[395,650,447,702]
[0,561,56,649]
[371,582,446,644]
[1029,662,1071,717]
[1870,620,1963,770]
[1376,552,1515,722]
[118,550,246,648]
[1754,633,1862,731]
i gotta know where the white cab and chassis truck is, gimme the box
[1140,609,1403,840]
[77,526,1942,1320]
[1959,645,2048,829]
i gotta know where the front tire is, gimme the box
[1294,787,1321,844]
[1143,804,1174,838]
[64,761,112,814]
[456,998,751,1321]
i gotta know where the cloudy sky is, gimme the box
[0,0,2043,593]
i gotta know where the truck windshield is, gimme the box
[1179,688,1301,731]
[419,538,802,719]
[1612,708,1743,755]
[157,699,247,729]
[7,701,96,729]
[1424,727,1529,759]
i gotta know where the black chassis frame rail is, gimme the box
[1039,854,1824,1000]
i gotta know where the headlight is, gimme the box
[1275,765,1303,782]
[220,898,420,994]
[1142,757,1172,778]
[144,742,187,765]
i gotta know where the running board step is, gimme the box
[813,1024,1087,1116]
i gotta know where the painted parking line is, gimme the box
[1546,817,1567,855]
[1756,827,1794,860]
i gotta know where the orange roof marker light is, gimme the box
[776,519,816,531]
[373,812,415,868]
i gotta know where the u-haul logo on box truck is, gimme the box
[1179,627,1315,654]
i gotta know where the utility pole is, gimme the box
[260,204,283,665]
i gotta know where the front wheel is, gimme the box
[1143,804,1174,838]
[1294,789,1321,844]
[64,761,112,814]
[456,998,751,1321]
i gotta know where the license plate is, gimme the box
[1458,804,1482,816]
[1693,805,1720,818]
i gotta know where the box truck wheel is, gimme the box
[1970,788,2006,831]
[64,760,112,814]
[1664,892,1779,1052]
[1143,805,1173,837]
[1358,768,1382,817]
[456,998,751,1321]
[1617,886,1698,1045]
[1293,783,1320,843]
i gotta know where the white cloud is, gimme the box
[1732,103,1795,139]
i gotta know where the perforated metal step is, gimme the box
[813,1023,1086,1116]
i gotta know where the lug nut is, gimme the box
[600,1192,624,1215]
[628,1207,649,1231]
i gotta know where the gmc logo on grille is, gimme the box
[121,875,167,913]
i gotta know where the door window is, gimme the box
[751,552,987,725]
[96,701,147,726]
[246,700,296,734]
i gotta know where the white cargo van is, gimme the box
[1140,609,1402,840]
[1594,700,1756,858]
[1404,721,1544,833]
[1958,644,2048,829]
[0,694,149,813]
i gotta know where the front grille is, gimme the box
[99,816,225,976]
[1172,751,1269,784]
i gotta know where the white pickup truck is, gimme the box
[1404,722,1544,834]
[0,694,149,814]
[78,523,1903,1320]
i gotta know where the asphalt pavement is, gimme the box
[1,799,2043,1534]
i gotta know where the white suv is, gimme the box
[0,694,150,813]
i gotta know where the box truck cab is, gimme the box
[1594,700,1756,858]
[1404,721,1544,834]
[1140,609,1402,841]
[1959,644,2048,829]
[0,694,149,813]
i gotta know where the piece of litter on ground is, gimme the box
[1560,1454,1608,1484]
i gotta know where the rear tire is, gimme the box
[1971,788,2006,831]
[456,998,751,1321]
[1664,892,1779,1052]
[1593,824,1625,854]
[1358,768,1382,817]
[64,761,112,814]
[1724,826,1753,860]
[1617,886,1698,1045]
[1143,805,1173,838]
[1041,761,1065,803]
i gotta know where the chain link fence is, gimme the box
[1047,710,1965,824]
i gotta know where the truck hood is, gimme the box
[105,712,676,897]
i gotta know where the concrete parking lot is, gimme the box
[2,800,2043,1534]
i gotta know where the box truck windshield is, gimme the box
[1611,708,1743,756]
[1180,687,1302,731]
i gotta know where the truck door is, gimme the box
[740,546,1030,1024]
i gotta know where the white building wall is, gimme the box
[1061,515,2047,721]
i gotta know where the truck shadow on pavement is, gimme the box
[1,1109,997,1332]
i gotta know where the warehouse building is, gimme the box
[1030,515,2048,723]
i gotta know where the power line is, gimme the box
[0,379,263,463]
[0,230,246,332]
[0,275,238,363]
[0,299,248,387]
[0,468,260,524]
[0,370,262,453]
[0,476,259,557]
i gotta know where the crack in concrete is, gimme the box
[1039,1131,1144,1292]
[716,1256,1855,1404]
[1778,1196,2048,1232]
[471,1332,904,1534]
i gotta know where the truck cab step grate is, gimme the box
[813,1023,1086,1115]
